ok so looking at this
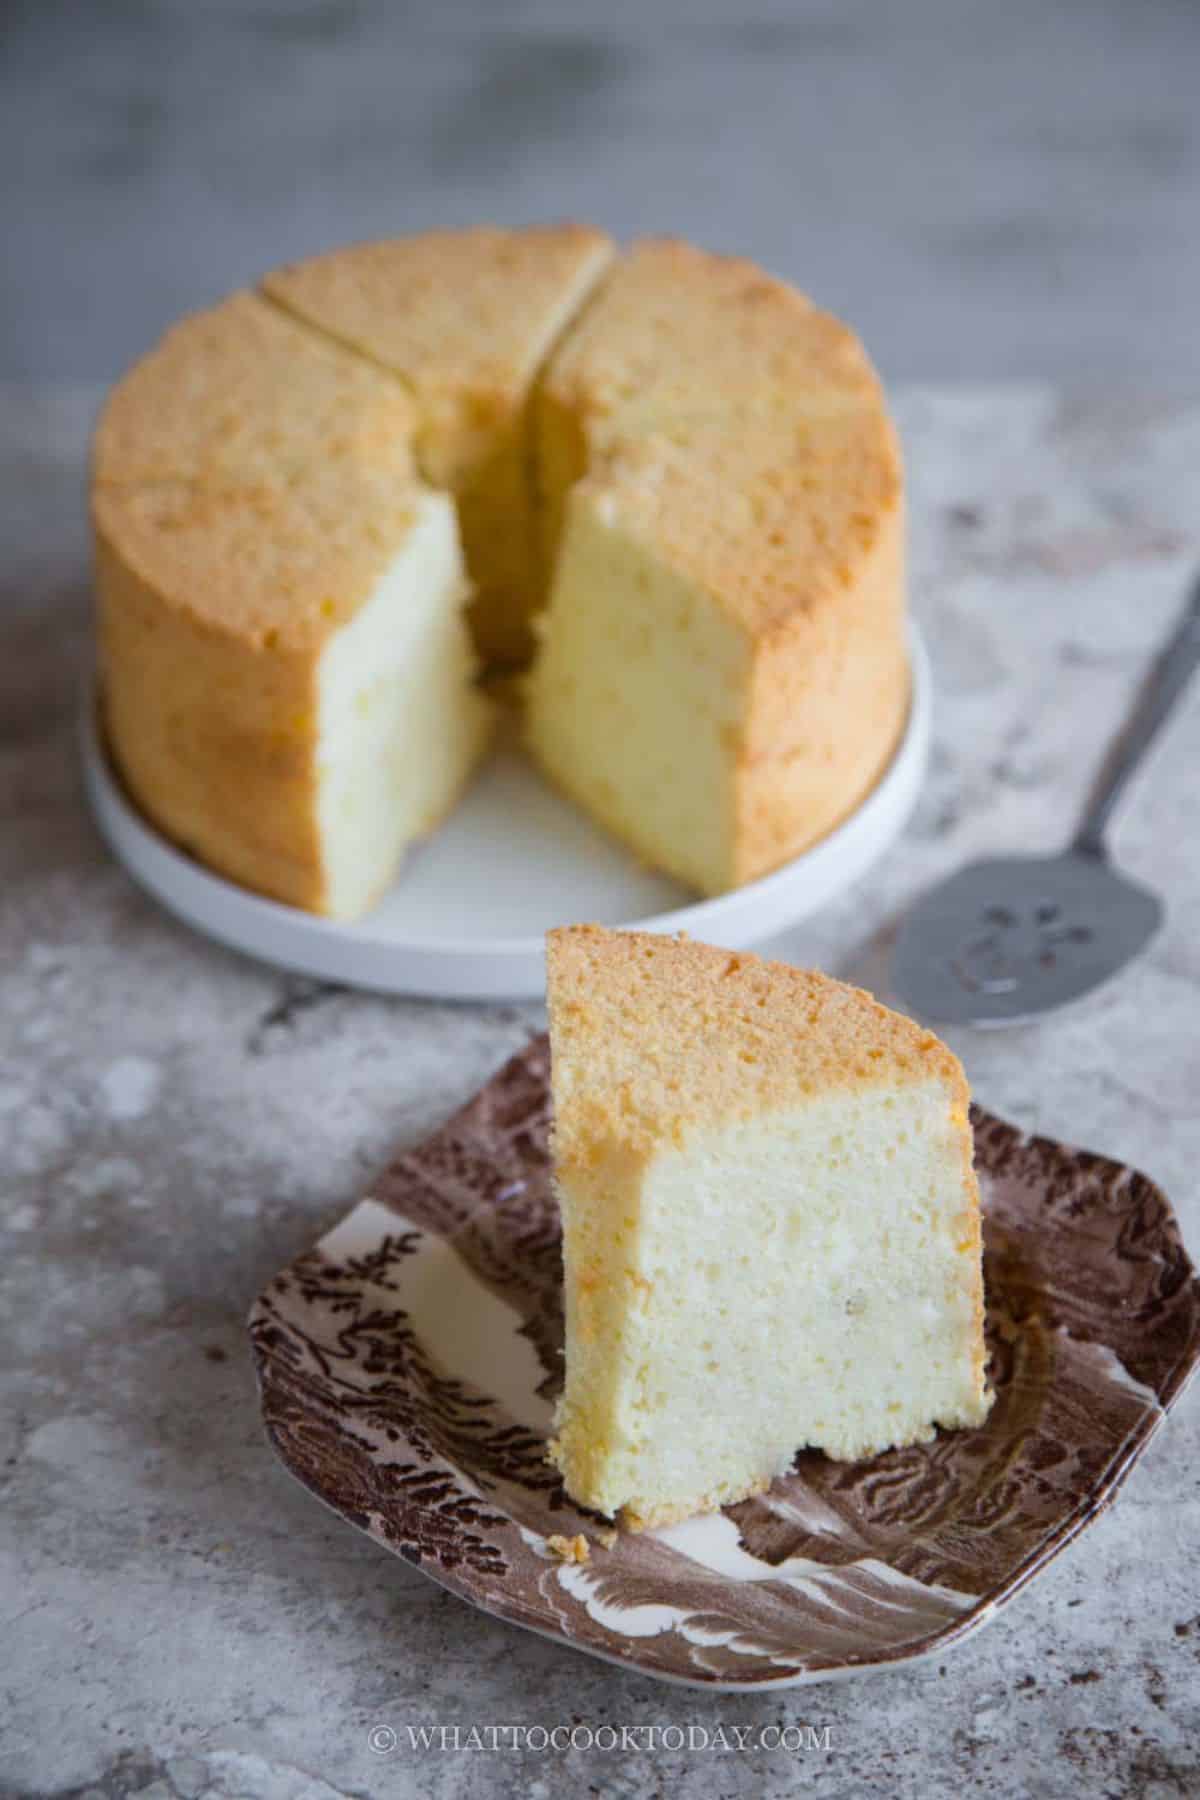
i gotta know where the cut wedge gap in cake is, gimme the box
[545,925,991,1530]
[260,224,615,667]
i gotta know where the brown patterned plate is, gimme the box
[249,1037,1200,1689]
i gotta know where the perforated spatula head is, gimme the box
[893,572,1198,1027]
[891,851,1163,1027]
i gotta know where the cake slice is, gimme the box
[545,926,991,1529]
[261,224,614,664]
[526,240,909,894]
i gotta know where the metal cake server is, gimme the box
[892,572,1200,1026]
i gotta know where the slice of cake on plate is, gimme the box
[545,925,991,1529]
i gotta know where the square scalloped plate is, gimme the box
[249,1038,1200,1690]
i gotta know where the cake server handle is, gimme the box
[1072,569,1200,858]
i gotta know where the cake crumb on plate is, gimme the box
[546,1533,591,1565]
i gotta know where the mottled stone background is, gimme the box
[3,0,1199,383]
[3,4,1200,1797]
[5,383,1199,1800]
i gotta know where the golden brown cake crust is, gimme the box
[545,926,972,1166]
[93,290,415,494]
[734,486,908,885]
[94,498,326,912]
[92,471,429,653]
[536,236,903,630]
[262,224,615,468]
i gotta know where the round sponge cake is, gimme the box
[92,227,908,917]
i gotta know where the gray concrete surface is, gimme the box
[3,0,1199,385]
[4,9,1200,1790]
[3,380,1199,1797]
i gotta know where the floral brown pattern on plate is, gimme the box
[248,1036,1200,1688]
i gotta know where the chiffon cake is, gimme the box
[545,925,991,1529]
[93,226,909,918]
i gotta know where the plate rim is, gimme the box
[80,632,931,1000]
[255,1333,1183,1692]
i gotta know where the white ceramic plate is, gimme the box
[81,632,930,1000]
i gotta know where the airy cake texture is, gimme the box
[545,925,991,1530]
[526,239,909,894]
[93,226,910,918]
